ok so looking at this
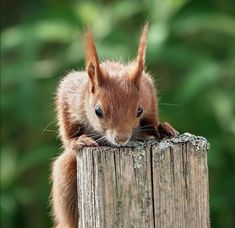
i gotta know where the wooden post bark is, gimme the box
[76,133,210,228]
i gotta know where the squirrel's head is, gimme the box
[84,25,148,146]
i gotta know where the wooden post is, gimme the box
[76,133,210,228]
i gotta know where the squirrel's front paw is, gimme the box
[158,122,179,139]
[69,135,99,151]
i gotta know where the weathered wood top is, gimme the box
[76,133,210,228]
[77,132,210,157]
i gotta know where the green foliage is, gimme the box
[1,0,235,227]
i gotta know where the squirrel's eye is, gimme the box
[136,106,143,118]
[95,105,103,118]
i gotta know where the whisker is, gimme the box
[136,125,156,130]
[86,132,104,138]
[138,125,154,128]
[159,102,182,107]
[96,135,113,146]
[42,129,57,133]
[42,120,57,135]
[69,129,81,138]
[96,136,107,143]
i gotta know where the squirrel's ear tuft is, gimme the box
[129,23,148,88]
[83,30,103,92]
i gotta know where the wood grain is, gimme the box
[76,133,210,228]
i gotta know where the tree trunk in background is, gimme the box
[76,133,210,228]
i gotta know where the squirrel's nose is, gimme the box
[114,135,130,145]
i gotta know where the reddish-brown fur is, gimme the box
[51,24,177,228]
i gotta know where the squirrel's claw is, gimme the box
[69,135,99,151]
[158,122,179,139]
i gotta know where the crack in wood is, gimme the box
[150,146,156,228]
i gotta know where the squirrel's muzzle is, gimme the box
[114,135,130,145]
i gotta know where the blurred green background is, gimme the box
[1,0,235,227]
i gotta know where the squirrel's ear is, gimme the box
[84,30,103,93]
[129,23,148,88]
[86,62,98,93]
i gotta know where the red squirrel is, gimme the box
[51,24,178,228]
